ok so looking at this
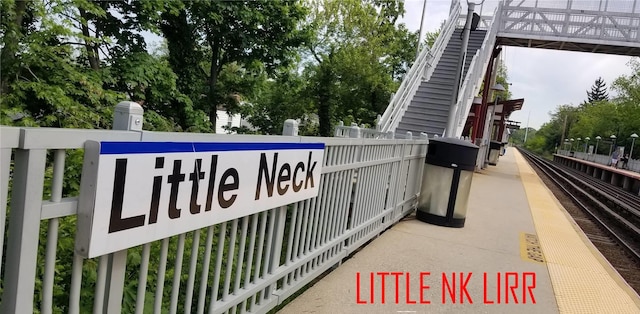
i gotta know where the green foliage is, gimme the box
[243,69,314,135]
[159,0,311,130]
[304,0,418,136]
[494,62,512,101]
[424,28,441,49]
[0,0,179,130]
[524,59,640,158]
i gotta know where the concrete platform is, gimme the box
[277,147,640,314]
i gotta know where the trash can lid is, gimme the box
[426,137,479,171]
[490,141,502,149]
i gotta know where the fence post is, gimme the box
[349,123,361,138]
[282,119,299,136]
[0,146,47,314]
[113,101,144,131]
[102,101,145,313]
[334,121,344,137]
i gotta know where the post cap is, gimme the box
[115,101,144,115]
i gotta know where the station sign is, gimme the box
[76,141,325,258]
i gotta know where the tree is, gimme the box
[160,0,310,131]
[586,76,609,102]
[305,0,418,136]
[510,127,536,146]
[243,68,314,135]
[0,0,184,130]
[424,29,441,49]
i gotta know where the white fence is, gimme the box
[0,107,428,313]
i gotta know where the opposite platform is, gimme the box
[554,154,640,180]
[277,147,640,313]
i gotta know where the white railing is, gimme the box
[377,0,462,133]
[499,1,640,43]
[566,151,640,173]
[453,4,503,137]
[503,0,639,14]
[334,121,393,139]
[335,122,430,141]
[0,107,428,313]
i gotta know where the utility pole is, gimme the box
[560,114,567,145]
[523,110,531,143]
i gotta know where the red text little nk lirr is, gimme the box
[355,271,536,305]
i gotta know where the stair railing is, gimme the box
[453,2,503,137]
[377,0,462,133]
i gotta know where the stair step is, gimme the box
[405,107,450,117]
[408,99,450,109]
[416,88,454,96]
[392,27,487,136]
[401,118,449,128]
[415,85,454,94]
[398,120,447,131]
[408,98,450,107]
[416,87,453,96]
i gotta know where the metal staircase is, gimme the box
[395,29,487,137]
[379,0,640,140]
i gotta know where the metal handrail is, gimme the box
[453,3,502,137]
[377,0,462,133]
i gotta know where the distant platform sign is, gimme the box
[77,141,325,258]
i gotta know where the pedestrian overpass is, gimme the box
[2,1,640,313]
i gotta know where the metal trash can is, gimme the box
[416,137,479,228]
[488,141,501,165]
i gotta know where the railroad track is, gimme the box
[517,148,640,265]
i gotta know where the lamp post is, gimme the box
[564,139,569,152]
[609,134,617,156]
[584,137,590,153]
[630,133,639,158]
[577,137,582,152]
[595,136,601,154]
[570,138,574,151]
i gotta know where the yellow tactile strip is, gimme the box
[520,232,545,264]
[513,150,640,313]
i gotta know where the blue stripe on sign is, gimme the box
[100,142,325,155]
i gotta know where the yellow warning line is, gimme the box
[513,149,640,313]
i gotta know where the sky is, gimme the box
[399,0,636,130]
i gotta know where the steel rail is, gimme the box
[518,148,640,262]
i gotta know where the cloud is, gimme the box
[398,0,635,130]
